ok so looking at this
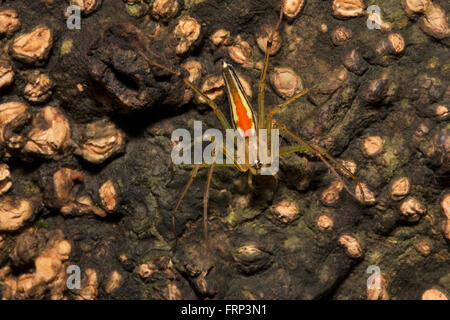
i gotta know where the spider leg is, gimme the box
[138,50,233,131]
[265,86,340,137]
[171,164,201,249]
[266,88,310,131]
[257,0,285,131]
[171,142,246,249]
[203,160,215,251]
[279,144,309,156]
[276,124,364,203]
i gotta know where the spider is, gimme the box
[138,0,364,249]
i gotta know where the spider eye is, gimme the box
[252,160,262,169]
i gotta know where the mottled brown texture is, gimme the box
[0,0,449,301]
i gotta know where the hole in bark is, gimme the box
[111,68,139,92]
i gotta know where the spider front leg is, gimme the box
[265,85,341,141]
[266,88,310,139]
[203,157,215,251]
[257,1,285,132]
[265,83,364,202]
[171,141,246,250]
[170,164,200,249]
[276,124,364,203]
[139,49,234,132]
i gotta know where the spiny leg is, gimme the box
[277,124,364,203]
[169,134,210,238]
[200,142,251,249]
[266,88,310,133]
[257,0,285,131]
[171,164,201,249]
[267,84,362,199]
[266,85,340,131]
[203,161,215,251]
[172,162,241,247]
[266,84,341,143]
[279,144,309,156]
[137,49,233,131]
[182,79,233,131]
[268,86,346,175]
[171,144,246,249]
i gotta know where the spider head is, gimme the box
[252,159,263,170]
